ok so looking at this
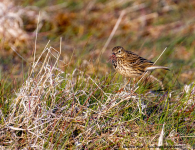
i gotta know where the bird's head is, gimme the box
[112,46,126,57]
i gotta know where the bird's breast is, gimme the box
[112,58,143,78]
[112,58,117,69]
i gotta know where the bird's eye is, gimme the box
[118,48,122,53]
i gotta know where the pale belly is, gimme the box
[112,57,143,78]
[115,64,142,78]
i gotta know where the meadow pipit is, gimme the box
[111,46,169,91]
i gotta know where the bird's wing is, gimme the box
[125,51,153,70]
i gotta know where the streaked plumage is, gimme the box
[111,46,169,78]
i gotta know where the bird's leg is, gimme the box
[133,77,137,86]
[128,78,137,93]
[149,75,164,90]
[116,78,131,93]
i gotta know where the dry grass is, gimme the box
[1,41,194,149]
[0,0,195,149]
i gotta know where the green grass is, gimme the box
[0,0,195,149]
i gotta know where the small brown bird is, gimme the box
[111,46,169,90]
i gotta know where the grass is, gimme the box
[0,0,195,149]
[1,44,194,149]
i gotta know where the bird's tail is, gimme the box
[146,65,169,71]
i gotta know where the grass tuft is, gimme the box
[0,42,194,149]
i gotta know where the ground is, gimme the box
[0,0,195,149]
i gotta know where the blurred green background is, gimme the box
[1,0,195,88]
[0,0,195,148]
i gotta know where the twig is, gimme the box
[33,11,41,66]
[11,47,27,62]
